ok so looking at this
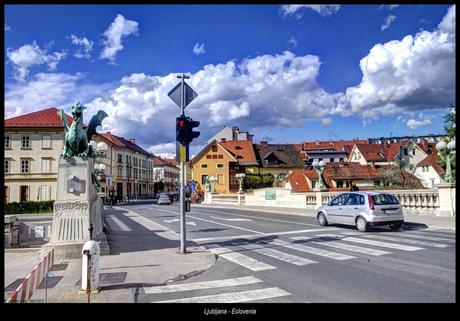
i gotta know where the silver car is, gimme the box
[157,193,171,205]
[316,192,404,232]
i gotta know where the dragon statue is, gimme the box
[58,101,108,192]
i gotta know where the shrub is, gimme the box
[243,174,274,190]
[5,200,55,214]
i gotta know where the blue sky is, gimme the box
[5,4,456,158]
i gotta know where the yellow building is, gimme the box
[4,108,71,203]
[191,140,258,194]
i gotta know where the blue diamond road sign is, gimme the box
[168,82,198,108]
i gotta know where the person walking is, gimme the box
[350,181,359,191]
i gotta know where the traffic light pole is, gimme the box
[179,74,188,254]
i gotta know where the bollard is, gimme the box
[81,240,100,299]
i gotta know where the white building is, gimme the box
[414,152,445,188]
[207,126,253,144]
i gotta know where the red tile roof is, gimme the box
[97,132,153,157]
[220,140,258,163]
[354,143,389,162]
[287,169,318,192]
[165,158,178,166]
[5,107,73,127]
[416,152,445,176]
[386,140,410,160]
[152,156,176,166]
[302,139,367,151]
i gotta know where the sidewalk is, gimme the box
[194,204,456,231]
[5,206,216,303]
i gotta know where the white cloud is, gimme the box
[70,34,94,59]
[406,118,432,129]
[380,5,399,10]
[84,51,337,148]
[100,14,139,63]
[320,118,332,127]
[381,15,396,31]
[341,5,455,121]
[287,37,298,49]
[281,5,340,18]
[193,43,206,55]
[6,41,67,81]
[5,24,11,31]
[147,143,176,159]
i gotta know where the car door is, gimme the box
[342,193,360,225]
[327,193,349,224]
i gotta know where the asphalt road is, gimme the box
[115,202,455,303]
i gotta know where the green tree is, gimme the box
[440,105,456,180]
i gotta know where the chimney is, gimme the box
[129,138,136,144]
[260,140,268,145]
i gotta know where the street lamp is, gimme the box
[209,176,217,193]
[436,139,456,183]
[235,173,246,193]
[126,161,132,203]
[312,159,326,191]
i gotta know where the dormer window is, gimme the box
[235,146,242,150]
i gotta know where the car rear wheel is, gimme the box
[389,222,402,231]
[317,212,328,226]
[356,216,368,232]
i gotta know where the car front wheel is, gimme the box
[356,216,368,232]
[317,212,328,226]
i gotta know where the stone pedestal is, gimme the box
[42,156,104,260]
[237,191,245,205]
[435,182,456,216]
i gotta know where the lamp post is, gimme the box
[436,139,456,183]
[312,160,326,191]
[126,161,132,203]
[209,176,217,193]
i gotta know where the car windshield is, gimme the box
[372,194,399,205]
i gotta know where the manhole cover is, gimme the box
[5,278,25,291]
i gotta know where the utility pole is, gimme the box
[178,74,188,254]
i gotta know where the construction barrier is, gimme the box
[6,249,54,303]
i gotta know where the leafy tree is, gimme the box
[439,104,456,179]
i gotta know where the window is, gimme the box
[311,180,317,189]
[212,145,217,152]
[117,167,123,177]
[21,160,30,173]
[217,174,224,185]
[5,136,11,149]
[330,193,349,206]
[206,155,211,159]
[346,194,360,205]
[212,155,218,159]
[218,155,223,159]
[40,185,51,201]
[336,181,343,188]
[201,175,209,185]
[235,146,242,150]
[412,148,416,156]
[21,136,30,149]
[277,173,286,180]
[201,164,208,168]
[118,154,123,163]
[372,194,399,205]
[404,148,408,156]
[339,158,344,162]
[5,160,10,174]
[41,158,51,173]
[217,164,224,168]
[42,135,51,149]
[330,158,334,163]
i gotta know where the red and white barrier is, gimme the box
[7,249,54,303]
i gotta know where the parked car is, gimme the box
[316,192,404,232]
[157,193,171,205]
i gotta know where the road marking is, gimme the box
[196,208,319,227]
[191,228,340,243]
[210,216,253,222]
[398,232,456,243]
[106,215,132,232]
[187,221,197,226]
[320,234,423,251]
[237,243,317,266]
[270,239,356,260]
[354,234,450,248]
[144,276,263,294]
[208,244,276,271]
[164,219,180,223]
[290,236,391,256]
[120,207,180,239]
[152,287,291,303]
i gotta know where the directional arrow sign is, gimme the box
[168,81,198,109]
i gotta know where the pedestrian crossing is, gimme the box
[144,276,292,303]
[203,230,454,273]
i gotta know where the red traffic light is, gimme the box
[179,120,185,127]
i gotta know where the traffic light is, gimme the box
[176,116,187,145]
[186,117,200,144]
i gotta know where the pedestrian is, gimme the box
[350,181,359,191]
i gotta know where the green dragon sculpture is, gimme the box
[58,101,108,192]
[58,101,108,159]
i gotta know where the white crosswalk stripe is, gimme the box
[144,276,263,294]
[237,242,317,266]
[269,239,356,260]
[152,287,291,303]
[290,236,391,256]
[353,234,450,248]
[106,215,132,232]
[208,244,277,271]
[320,234,423,251]
[398,232,456,243]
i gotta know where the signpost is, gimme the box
[168,74,199,254]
